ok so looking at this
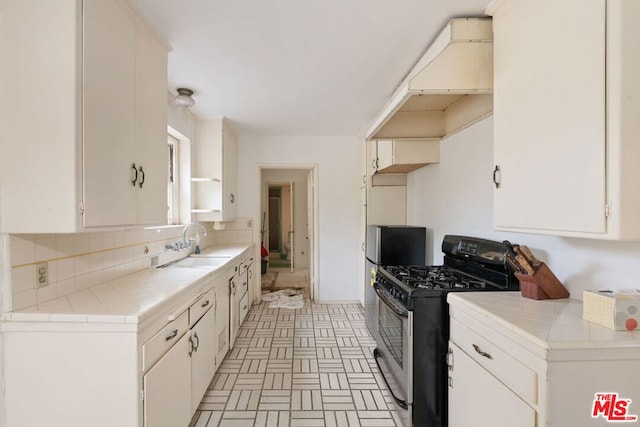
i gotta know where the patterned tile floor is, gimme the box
[189,298,400,427]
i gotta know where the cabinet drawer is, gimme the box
[239,292,249,325]
[189,287,215,327]
[142,310,189,372]
[450,319,537,404]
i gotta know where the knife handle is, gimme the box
[515,254,535,275]
[506,255,525,274]
[519,245,541,267]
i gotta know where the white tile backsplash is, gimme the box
[5,218,255,311]
[89,232,103,252]
[11,266,35,294]
[55,235,74,258]
[56,258,75,281]
[10,236,35,266]
[75,273,91,292]
[13,289,37,311]
[37,283,58,304]
[74,255,90,276]
[35,236,56,260]
[57,277,75,297]
[74,234,89,254]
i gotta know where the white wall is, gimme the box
[237,135,362,302]
[407,117,640,298]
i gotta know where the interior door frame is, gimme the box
[257,164,318,302]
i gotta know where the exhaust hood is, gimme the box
[365,18,493,141]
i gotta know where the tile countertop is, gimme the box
[447,292,640,354]
[1,243,252,327]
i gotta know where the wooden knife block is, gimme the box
[515,262,569,300]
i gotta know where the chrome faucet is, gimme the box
[182,222,208,248]
[165,222,209,252]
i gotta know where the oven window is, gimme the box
[378,302,404,369]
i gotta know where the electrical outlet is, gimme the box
[247,219,253,229]
[35,263,48,288]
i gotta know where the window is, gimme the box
[167,135,179,224]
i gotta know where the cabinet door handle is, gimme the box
[446,348,454,387]
[165,329,178,341]
[492,165,501,189]
[230,193,235,203]
[232,282,236,295]
[138,165,145,188]
[472,344,493,359]
[131,163,138,186]
[243,305,247,310]
[201,300,210,308]
[188,336,194,357]
[193,332,199,352]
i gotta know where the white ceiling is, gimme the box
[131,0,489,136]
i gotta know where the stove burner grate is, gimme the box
[384,265,488,290]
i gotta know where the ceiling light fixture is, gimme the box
[175,87,195,108]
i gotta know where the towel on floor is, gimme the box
[262,289,304,309]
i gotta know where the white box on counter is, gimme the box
[583,289,640,331]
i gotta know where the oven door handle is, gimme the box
[374,285,408,318]
[373,348,408,410]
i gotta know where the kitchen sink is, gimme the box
[159,256,231,269]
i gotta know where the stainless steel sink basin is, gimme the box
[160,256,230,269]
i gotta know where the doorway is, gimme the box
[268,185,292,269]
[258,166,318,302]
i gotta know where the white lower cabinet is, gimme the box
[229,252,252,349]
[2,270,236,427]
[447,293,640,427]
[448,342,535,427]
[143,290,218,426]
[143,332,192,427]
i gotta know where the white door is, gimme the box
[306,171,315,301]
[289,181,295,272]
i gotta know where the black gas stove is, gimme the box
[376,235,518,309]
[372,235,520,427]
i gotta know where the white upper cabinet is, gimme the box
[0,0,168,233]
[489,0,640,239]
[192,118,238,222]
[374,140,439,174]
